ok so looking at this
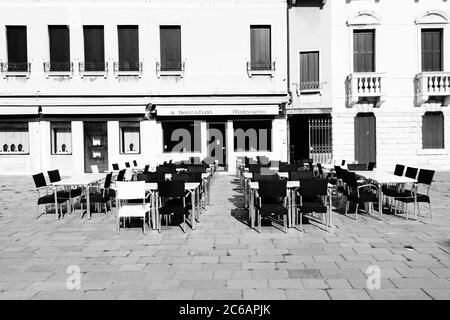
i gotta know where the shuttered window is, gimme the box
[48,26,70,71]
[83,26,105,71]
[160,26,182,71]
[118,26,139,71]
[353,30,375,73]
[422,29,443,72]
[51,122,72,154]
[119,122,140,154]
[300,51,320,90]
[250,26,271,70]
[0,122,29,154]
[6,26,28,71]
[422,112,444,149]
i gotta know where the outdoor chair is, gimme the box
[125,162,131,168]
[288,170,314,181]
[255,180,289,233]
[137,172,163,183]
[112,163,120,171]
[367,162,376,171]
[295,178,331,231]
[347,163,368,171]
[115,181,150,235]
[80,172,113,217]
[394,169,434,220]
[32,173,69,219]
[316,163,324,177]
[47,169,82,211]
[116,169,126,182]
[156,180,191,233]
[133,160,138,167]
[252,172,280,181]
[382,164,406,206]
[344,171,378,220]
[143,164,150,173]
[394,164,405,176]
[279,162,297,172]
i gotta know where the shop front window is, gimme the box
[233,120,272,152]
[162,121,201,153]
[0,122,29,154]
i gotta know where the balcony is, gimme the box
[43,62,73,78]
[156,62,185,78]
[113,61,143,78]
[247,61,275,77]
[416,72,450,106]
[0,62,31,78]
[298,81,322,94]
[79,62,108,78]
[347,72,386,107]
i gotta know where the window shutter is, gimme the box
[160,26,181,70]
[83,26,105,70]
[422,29,442,72]
[7,26,27,64]
[300,52,319,89]
[250,26,271,70]
[118,26,139,71]
[49,26,70,70]
[354,30,374,73]
[423,112,444,149]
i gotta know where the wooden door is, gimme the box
[207,122,227,168]
[355,113,376,164]
[84,122,108,173]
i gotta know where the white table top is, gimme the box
[354,170,417,184]
[144,182,201,191]
[249,181,300,189]
[53,174,106,186]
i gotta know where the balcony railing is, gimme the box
[79,62,108,78]
[43,62,73,78]
[347,72,386,107]
[0,62,31,78]
[113,61,143,77]
[416,72,450,106]
[299,80,322,92]
[156,61,185,77]
[247,61,276,77]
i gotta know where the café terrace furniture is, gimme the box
[295,178,332,232]
[80,172,113,217]
[112,163,120,171]
[381,164,406,211]
[115,181,150,235]
[156,180,191,233]
[255,180,289,233]
[52,173,106,219]
[48,169,82,213]
[343,171,379,220]
[125,162,131,168]
[353,169,418,221]
[32,172,69,219]
[347,163,368,171]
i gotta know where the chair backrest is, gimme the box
[112,163,120,171]
[116,169,126,182]
[295,160,304,167]
[257,156,269,165]
[90,165,99,174]
[137,172,162,183]
[143,164,150,173]
[252,172,279,181]
[347,163,368,171]
[32,173,47,189]
[258,180,287,198]
[394,164,405,176]
[47,169,62,183]
[367,162,376,171]
[187,165,205,173]
[133,160,138,167]
[172,172,190,181]
[343,171,358,188]
[417,169,434,185]
[125,162,131,168]
[299,178,328,197]
[188,171,203,183]
[248,164,261,173]
[289,170,313,181]
[124,168,133,181]
[104,172,113,189]
[405,167,418,179]
[317,163,323,175]
[279,162,297,172]
[157,180,185,198]
[341,160,346,166]
[116,181,145,201]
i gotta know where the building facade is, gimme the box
[1,0,450,176]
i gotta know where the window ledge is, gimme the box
[114,71,142,78]
[2,72,30,79]
[417,149,448,155]
[51,153,72,156]
[247,70,275,78]
[0,152,29,155]
[45,71,73,79]
[80,71,108,79]
[157,70,184,78]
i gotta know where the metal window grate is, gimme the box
[309,117,333,164]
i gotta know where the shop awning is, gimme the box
[41,105,148,115]
[0,106,39,115]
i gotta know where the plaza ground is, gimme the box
[0,173,449,300]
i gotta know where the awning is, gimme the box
[0,106,39,115]
[156,104,280,117]
[41,105,148,115]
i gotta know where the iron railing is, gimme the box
[156,61,185,72]
[247,61,275,71]
[299,80,321,91]
[0,62,31,72]
[309,117,333,164]
[43,62,73,72]
[113,61,143,72]
[79,62,108,72]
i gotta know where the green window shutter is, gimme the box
[83,26,105,70]
[250,26,271,70]
[160,26,181,70]
[118,26,139,71]
[421,29,443,72]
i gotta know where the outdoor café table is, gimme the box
[353,170,418,221]
[52,173,106,220]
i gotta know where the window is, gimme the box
[162,121,201,153]
[83,26,105,71]
[233,121,272,152]
[117,26,139,71]
[48,26,70,71]
[0,122,29,154]
[300,51,320,90]
[250,26,271,70]
[160,26,182,71]
[119,122,140,154]
[422,112,444,149]
[422,29,443,72]
[6,26,28,71]
[51,122,72,154]
[353,29,375,73]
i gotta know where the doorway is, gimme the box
[354,113,376,164]
[207,122,227,170]
[84,121,108,173]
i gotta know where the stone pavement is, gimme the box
[0,173,449,300]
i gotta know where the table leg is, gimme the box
[151,191,156,230]
[250,188,255,229]
[414,183,417,220]
[244,179,248,209]
[87,185,91,220]
[378,183,383,221]
[196,186,201,221]
[54,187,59,220]
[191,190,196,230]
[287,189,292,228]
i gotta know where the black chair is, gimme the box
[47,169,82,211]
[288,170,313,181]
[405,167,418,179]
[255,180,288,233]
[133,160,138,167]
[316,163,324,177]
[295,178,330,231]
[32,173,69,219]
[143,164,150,173]
[344,171,378,220]
[252,172,279,181]
[347,163,368,171]
[171,172,190,182]
[137,172,163,183]
[382,164,406,203]
[394,164,405,176]
[156,180,191,232]
[341,160,346,166]
[125,162,131,168]
[395,169,435,220]
[279,162,297,172]
[112,163,120,171]
[367,162,376,171]
[80,172,113,217]
[116,169,126,182]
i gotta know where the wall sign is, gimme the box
[156,105,279,116]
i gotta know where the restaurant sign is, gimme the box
[156,105,279,116]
